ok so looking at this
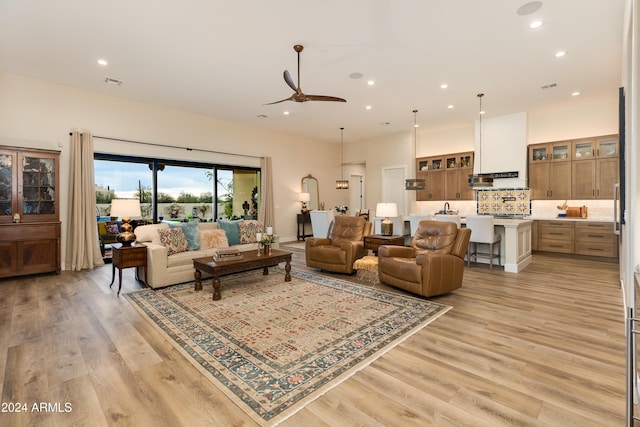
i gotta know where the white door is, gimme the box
[381,166,407,216]
[349,174,365,211]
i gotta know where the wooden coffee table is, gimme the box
[193,249,292,300]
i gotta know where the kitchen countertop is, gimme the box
[524,216,614,222]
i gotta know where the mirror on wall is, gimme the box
[301,174,319,211]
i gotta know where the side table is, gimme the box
[110,243,147,295]
[364,234,405,255]
[297,212,312,240]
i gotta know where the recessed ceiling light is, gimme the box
[283,111,290,115]
[517,1,543,16]
[555,50,567,58]
[529,20,544,29]
[571,91,580,96]
[97,59,108,66]
[367,80,375,86]
[447,105,454,109]
[440,83,448,89]
[349,72,363,79]
[366,105,372,110]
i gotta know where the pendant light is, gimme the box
[469,93,494,188]
[336,127,349,189]
[405,109,426,190]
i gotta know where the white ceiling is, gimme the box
[0,0,625,143]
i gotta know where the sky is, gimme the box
[94,160,229,199]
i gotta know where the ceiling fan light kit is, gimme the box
[267,45,347,105]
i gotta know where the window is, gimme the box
[94,154,260,222]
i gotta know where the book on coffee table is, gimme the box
[214,247,243,262]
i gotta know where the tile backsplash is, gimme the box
[476,188,531,216]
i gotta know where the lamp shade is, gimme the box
[110,199,142,218]
[376,202,398,218]
[298,192,311,202]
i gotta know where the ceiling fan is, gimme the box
[266,44,347,104]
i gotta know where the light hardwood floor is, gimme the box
[0,247,626,426]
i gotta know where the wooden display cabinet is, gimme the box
[0,146,61,278]
[528,141,572,200]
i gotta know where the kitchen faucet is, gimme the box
[443,202,450,212]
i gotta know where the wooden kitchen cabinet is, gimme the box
[529,135,618,200]
[416,151,473,201]
[534,220,618,259]
[538,220,574,254]
[574,221,618,258]
[528,141,572,200]
[570,135,619,199]
[0,146,61,278]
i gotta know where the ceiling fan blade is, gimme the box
[264,95,294,105]
[283,70,297,91]
[305,95,347,103]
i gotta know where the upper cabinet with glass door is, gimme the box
[0,147,60,224]
[595,134,618,158]
[528,141,571,162]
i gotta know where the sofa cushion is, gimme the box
[217,219,243,245]
[135,223,169,245]
[168,220,200,250]
[238,220,264,244]
[200,229,229,249]
[158,228,190,255]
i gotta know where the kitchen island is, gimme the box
[460,217,533,273]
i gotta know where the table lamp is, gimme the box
[110,199,142,246]
[376,202,398,236]
[298,192,311,213]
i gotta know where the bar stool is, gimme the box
[465,215,501,270]
[434,214,461,228]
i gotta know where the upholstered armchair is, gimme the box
[378,220,471,297]
[305,215,372,274]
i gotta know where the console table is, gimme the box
[297,212,312,240]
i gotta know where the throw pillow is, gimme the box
[157,228,189,256]
[217,219,243,246]
[200,229,229,249]
[168,220,200,250]
[238,220,264,244]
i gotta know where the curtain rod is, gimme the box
[69,133,263,160]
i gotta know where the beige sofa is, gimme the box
[134,222,272,289]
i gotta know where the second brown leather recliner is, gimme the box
[378,220,471,297]
[305,215,372,274]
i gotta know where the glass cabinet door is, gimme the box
[459,153,473,169]
[597,137,618,158]
[573,139,595,160]
[431,158,443,171]
[530,145,548,162]
[0,152,15,219]
[445,156,458,169]
[22,155,56,216]
[550,142,570,161]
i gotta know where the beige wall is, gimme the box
[0,71,342,260]
[0,70,621,267]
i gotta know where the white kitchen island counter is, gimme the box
[461,217,533,273]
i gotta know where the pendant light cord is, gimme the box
[477,93,484,175]
[340,127,345,180]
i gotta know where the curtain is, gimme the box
[259,156,275,231]
[65,131,104,271]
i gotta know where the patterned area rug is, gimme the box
[125,268,450,426]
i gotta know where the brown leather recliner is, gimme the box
[378,220,471,297]
[305,215,372,274]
